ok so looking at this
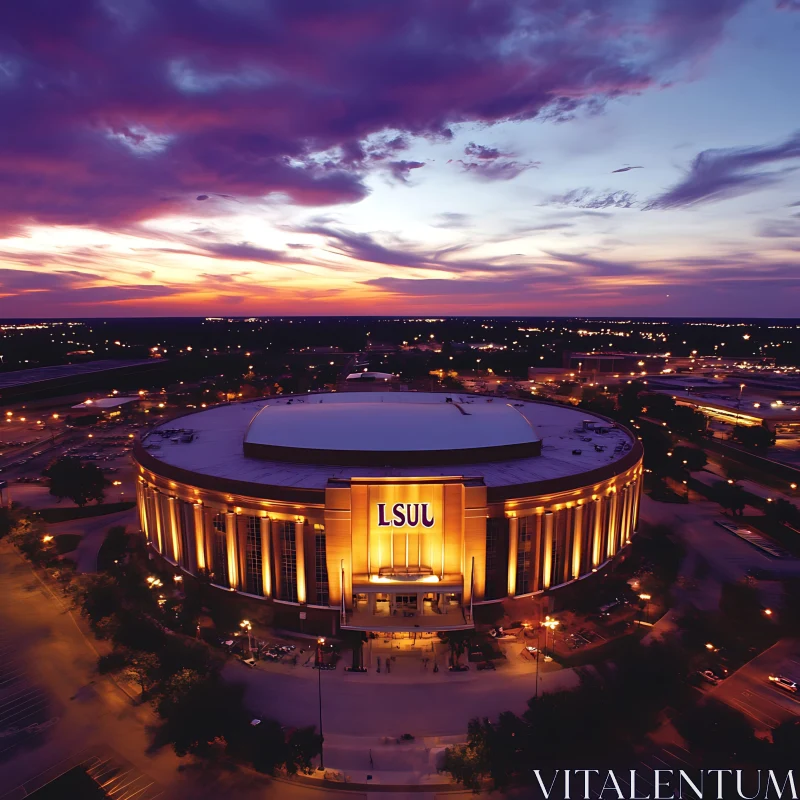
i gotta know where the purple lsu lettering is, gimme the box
[376,502,435,528]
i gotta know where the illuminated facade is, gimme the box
[133,392,643,633]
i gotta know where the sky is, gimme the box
[0,0,799,318]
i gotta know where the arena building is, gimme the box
[133,392,643,635]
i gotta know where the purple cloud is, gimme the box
[454,142,538,181]
[464,143,505,160]
[646,131,800,209]
[0,0,749,230]
[387,160,426,183]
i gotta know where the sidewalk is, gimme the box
[298,732,464,790]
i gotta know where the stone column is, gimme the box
[225,511,238,590]
[606,492,619,559]
[168,496,181,566]
[259,516,271,597]
[572,503,584,581]
[193,503,206,571]
[631,477,641,533]
[542,511,554,589]
[294,518,306,604]
[507,515,519,597]
[619,486,631,550]
[136,481,148,542]
[151,489,164,554]
[592,496,603,567]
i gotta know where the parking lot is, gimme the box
[0,621,60,764]
[709,638,800,732]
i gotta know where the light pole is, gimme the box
[638,593,651,625]
[543,617,559,662]
[734,383,745,430]
[535,624,541,698]
[317,637,325,771]
[239,619,252,655]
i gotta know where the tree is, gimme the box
[98,525,129,569]
[711,480,747,516]
[155,672,250,757]
[766,498,800,529]
[123,651,161,697]
[671,445,707,472]
[285,727,321,775]
[71,574,121,627]
[442,741,488,793]
[675,701,767,765]
[670,405,707,438]
[445,630,471,668]
[732,425,775,450]
[42,456,108,506]
[772,720,800,768]
[641,392,676,421]
[617,381,646,418]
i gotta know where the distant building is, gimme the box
[0,359,163,404]
[339,371,403,392]
[71,396,140,419]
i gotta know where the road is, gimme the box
[226,648,579,739]
[709,638,800,733]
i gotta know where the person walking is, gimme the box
[369,750,374,770]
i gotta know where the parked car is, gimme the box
[768,675,798,693]
[697,670,722,686]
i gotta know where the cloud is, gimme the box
[550,188,638,209]
[430,212,472,229]
[386,160,426,183]
[645,130,800,209]
[0,0,749,230]
[757,219,800,238]
[198,242,293,263]
[453,142,538,181]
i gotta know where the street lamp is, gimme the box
[638,593,651,625]
[316,637,325,771]
[543,617,559,662]
[239,620,252,655]
[734,383,745,429]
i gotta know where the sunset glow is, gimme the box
[1,1,799,317]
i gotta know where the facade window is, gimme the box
[279,520,298,602]
[516,515,534,595]
[315,524,329,606]
[484,517,507,600]
[211,513,229,587]
[245,516,264,596]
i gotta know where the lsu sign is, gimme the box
[376,502,435,528]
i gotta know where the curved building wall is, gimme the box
[134,445,642,630]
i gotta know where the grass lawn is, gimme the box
[54,533,82,554]
[36,502,135,524]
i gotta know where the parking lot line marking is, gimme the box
[729,698,780,728]
[0,687,40,708]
